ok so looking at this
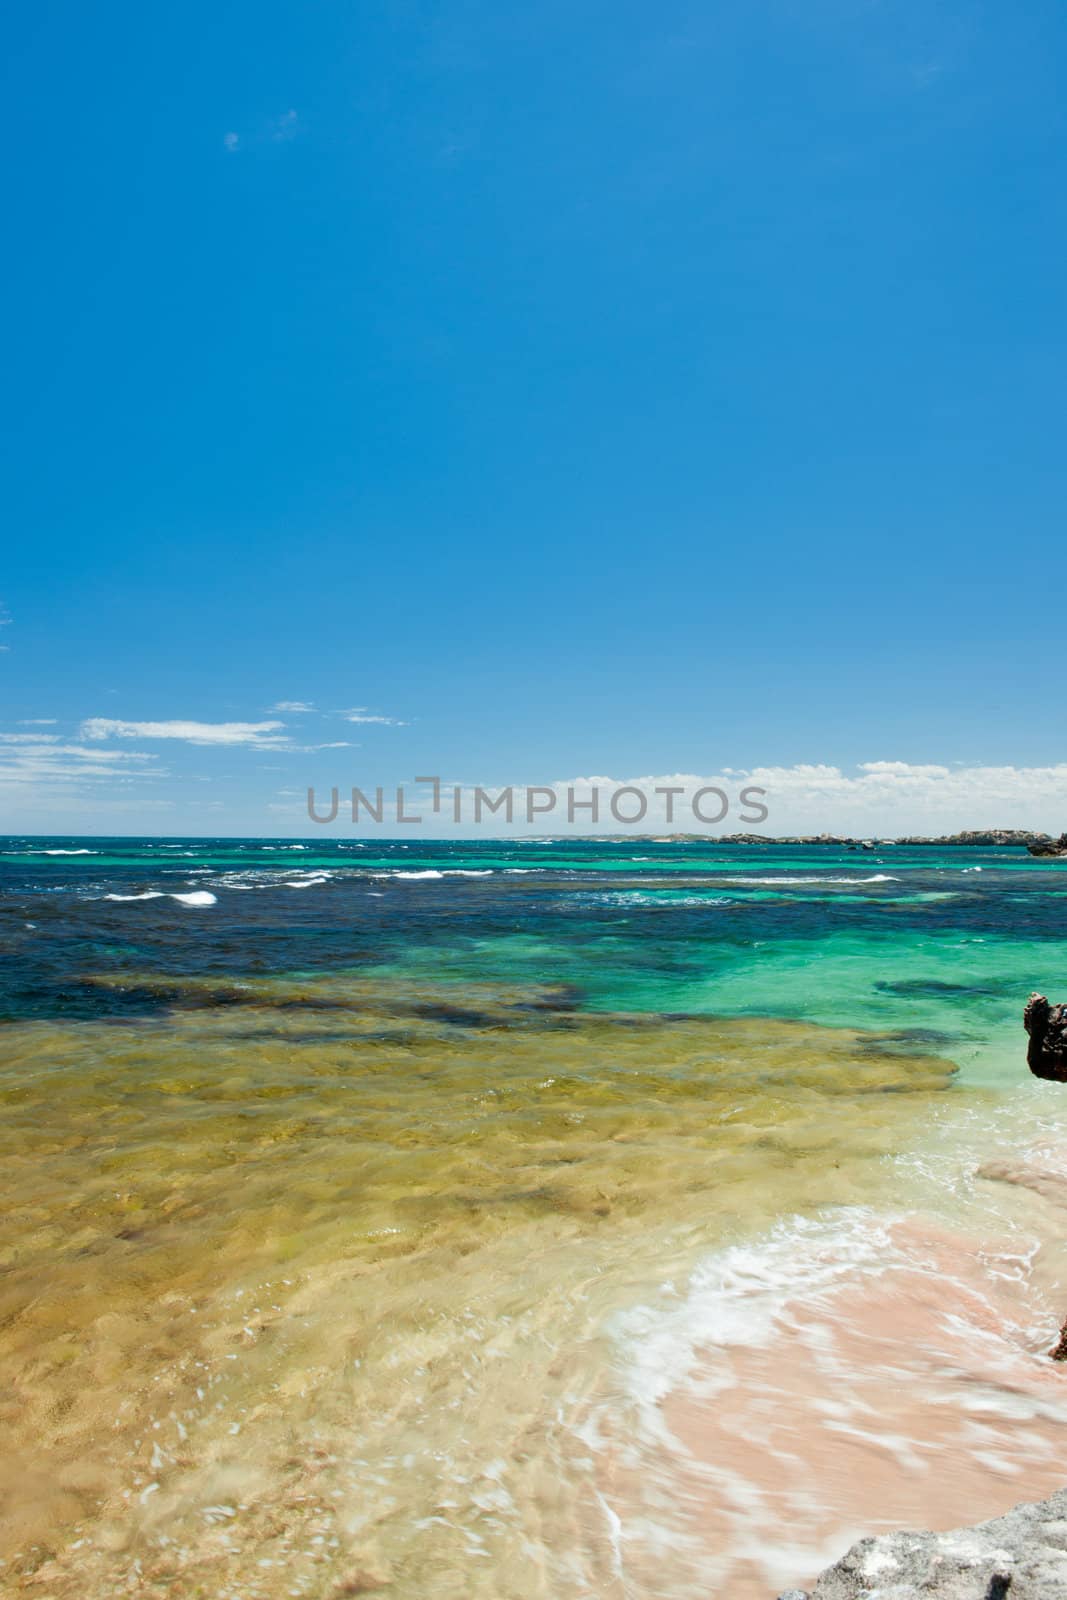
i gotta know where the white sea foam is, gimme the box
[105,889,218,906]
[574,891,736,909]
[200,868,336,891]
[372,868,496,879]
[373,870,444,880]
[610,1200,1061,1439]
[38,848,97,855]
[724,874,900,886]
[610,1211,895,1411]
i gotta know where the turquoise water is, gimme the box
[5,835,1063,1084]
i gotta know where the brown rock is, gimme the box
[1024,993,1067,1082]
[1028,833,1067,856]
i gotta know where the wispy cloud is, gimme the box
[18,718,57,725]
[271,109,299,142]
[340,707,407,726]
[223,110,299,156]
[270,700,315,713]
[0,742,160,788]
[910,61,944,89]
[81,718,289,748]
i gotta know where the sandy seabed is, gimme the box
[2,971,1067,1598]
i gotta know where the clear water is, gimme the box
[3,837,1067,1597]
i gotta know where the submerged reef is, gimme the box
[0,970,958,1598]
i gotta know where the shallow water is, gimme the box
[3,838,1067,1597]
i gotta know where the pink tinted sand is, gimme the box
[597,1205,1067,1599]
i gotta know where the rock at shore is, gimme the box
[777,1488,1067,1598]
[1024,993,1067,1082]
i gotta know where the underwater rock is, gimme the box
[1024,993,1067,1082]
[778,1487,1067,1597]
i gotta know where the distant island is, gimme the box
[631,829,1059,848]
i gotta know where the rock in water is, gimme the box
[778,1488,1067,1597]
[1028,832,1067,856]
[1024,993,1067,1082]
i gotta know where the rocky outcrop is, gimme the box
[777,1488,1067,1598]
[704,831,1051,847]
[898,830,1051,847]
[1029,833,1067,857]
[1024,993,1067,1082]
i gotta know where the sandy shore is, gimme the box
[589,1145,1067,1598]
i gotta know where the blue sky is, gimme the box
[2,1,1066,834]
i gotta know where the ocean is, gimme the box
[4,836,1067,1598]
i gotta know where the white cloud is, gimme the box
[306,762,1067,837]
[0,743,160,788]
[270,700,315,713]
[858,761,951,779]
[0,732,59,744]
[911,61,944,89]
[80,718,288,747]
[340,706,407,726]
[524,763,1067,835]
[223,112,297,157]
[18,718,57,725]
[378,765,1067,836]
[6,747,1064,837]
